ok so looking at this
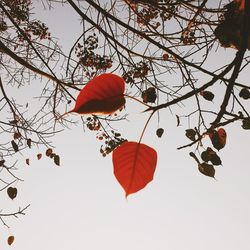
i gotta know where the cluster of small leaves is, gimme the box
[3,0,31,23]
[187,127,226,178]
[1,0,51,50]
[181,28,197,45]
[45,148,60,166]
[100,130,127,157]
[141,87,157,103]
[134,0,179,27]
[86,116,101,131]
[75,35,112,72]
[22,20,51,40]
[85,116,127,157]
[10,128,33,153]
[137,4,159,27]
[214,1,248,50]
[123,61,150,84]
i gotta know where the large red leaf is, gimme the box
[71,73,125,115]
[112,141,157,197]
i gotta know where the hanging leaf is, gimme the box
[69,73,125,115]
[217,128,227,148]
[54,154,60,166]
[200,90,214,101]
[46,148,53,157]
[176,115,180,126]
[13,132,21,139]
[162,53,169,60]
[11,140,18,152]
[37,153,42,160]
[185,129,196,141]
[7,187,17,200]
[112,141,157,197]
[27,138,32,148]
[198,162,215,178]
[26,158,30,166]
[208,128,227,151]
[235,0,245,11]
[201,147,222,165]
[141,87,157,103]
[239,87,250,99]
[7,235,15,246]
[242,118,250,129]
[156,128,164,138]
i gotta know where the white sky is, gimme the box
[1,1,250,249]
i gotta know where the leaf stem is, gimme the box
[138,111,155,143]
[124,94,151,108]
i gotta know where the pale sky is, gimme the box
[1,1,250,250]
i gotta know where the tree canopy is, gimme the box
[0,0,250,238]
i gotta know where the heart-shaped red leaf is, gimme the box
[71,73,125,115]
[112,141,157,197]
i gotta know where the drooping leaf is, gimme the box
[242,118,250,129]
[54,154,60,166]
[198,162,215,178]
[176,115,180,126]
[26,158,30,166]
[13,132,21,139]
[70,73,125,115]
[200,90,214,101]
[141,87,157,103]
[185,129,196,141]
[46,148,53,157]
[7,187,17,200]
[156,128,164,138]
[0,159,5,166]
[208,128,227,151]
[162,53,169,60]
[217,128,227,148]
[11,140,18,152]
[8,235,14,246]
[201,147,222,165]
[27,138,32,148]
[239,87,250,99]
[112,141,157,197]
[37,153,42,160]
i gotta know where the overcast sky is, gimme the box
[1,1,250,250]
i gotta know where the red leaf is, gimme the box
[217,128,226,147]
[112,141,157,197]
[208,128,227,151]
[71,73,125,115]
